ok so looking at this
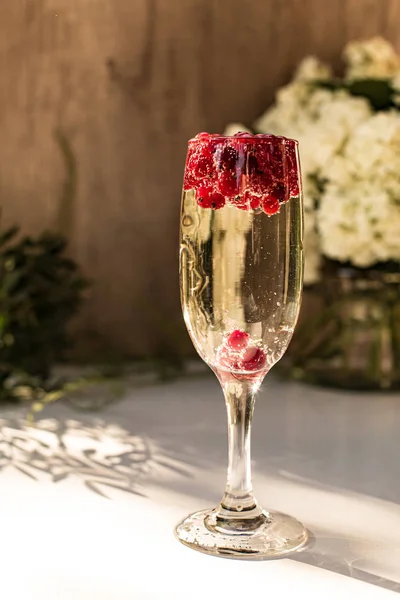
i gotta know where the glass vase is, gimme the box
[289,261,400,390]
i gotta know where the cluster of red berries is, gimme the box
[217,329,267,375]
[183,132,300,216]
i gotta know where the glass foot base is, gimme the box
[175,507,308,559]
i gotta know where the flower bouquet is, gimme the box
[226,38,400,389]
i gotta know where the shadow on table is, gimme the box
[1,372,400,594]
[157,460,400,593]
[295,533,400,593]
[0,413,198,499]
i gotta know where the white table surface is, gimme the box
[0,369,399,599]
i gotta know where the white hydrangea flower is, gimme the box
[294,56,333,82]
[295,92,371,175]
[344,37,400,80]
[318,112,400,266]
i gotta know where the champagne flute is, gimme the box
[176,131,308,558]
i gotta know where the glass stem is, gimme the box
[218,377,263,517]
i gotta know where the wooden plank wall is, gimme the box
[0,0,399,359]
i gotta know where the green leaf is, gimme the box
[0,226,19,247]
[0,269,26,294]
[0,221,89,401]
[347,79,396,110]
[312,79,342,92]
[313,78,397,111]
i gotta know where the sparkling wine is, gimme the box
[180,190,303,378]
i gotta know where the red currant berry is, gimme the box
[209,191,226,209]
[214,144,238,171]
[195,132,211,139]
[262,195,280,216]
[194,155,213,179]
[240,347,266,371]
[240,191,260,210]
[227,330,250,351]
[196,185,226,209]
[272,182,287,203]
[195,184,214,208]
[217,170,241,197]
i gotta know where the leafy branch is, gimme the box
[0,226,89,405]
